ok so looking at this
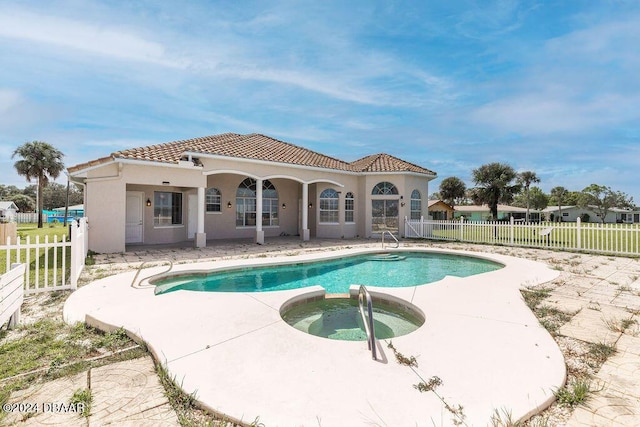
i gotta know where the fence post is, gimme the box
[510,216,514,246]
[70,221,78,290]
[459,216,464,241]
[83,218,89,258]
[420,215,424,238]
[576,217,581,250]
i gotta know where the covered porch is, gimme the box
[124,171,347,248]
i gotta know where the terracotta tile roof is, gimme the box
[350,153,436,175]
[68,133,436,176]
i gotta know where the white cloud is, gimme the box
[468,11,640,136]
[0,4,456,109]
[0,8,178,67]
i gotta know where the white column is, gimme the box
[195,187,206,247]
[255,178,264,244]
[301,182,310,241]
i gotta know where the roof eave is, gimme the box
[183,151,360,175]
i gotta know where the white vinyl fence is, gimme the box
[0,263,25,328]
[0,218,89,294]
[16,212,48,224]
[405,216,640,256]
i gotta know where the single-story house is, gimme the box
[453,204,541,222]
[543,206,640,223]
[68,133,437,253]
[52,204,85,218]
[0,201,19,222]
[427,200,455,220]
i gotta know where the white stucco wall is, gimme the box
[77,157,433,252]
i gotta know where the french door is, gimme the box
[371,199,399,234]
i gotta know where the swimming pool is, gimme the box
[154,251,502,295]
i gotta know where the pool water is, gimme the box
[281,298,424,341]
[154,252,502,295]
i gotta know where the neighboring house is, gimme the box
[68,133,436,253]
[0,201,18,223]
[52,204,85,218]
[427,200,455,220]
[453,204,541,222]
[543,206,640,223]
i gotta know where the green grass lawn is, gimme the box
[1,223,72,286]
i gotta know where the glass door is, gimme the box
[371,199,399,234]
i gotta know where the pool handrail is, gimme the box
[131,260,173,288]
[358,285,377,360]
[381,230,399,249]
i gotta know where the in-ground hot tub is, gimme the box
[280,293,425,341]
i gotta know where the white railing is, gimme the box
[0,263,25,328]
[381,230,399,249]
[358,285,377,360]
[405,216,640,256]
[0,218,89,294]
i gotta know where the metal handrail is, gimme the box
[130,260,173,288]
[358,285,377,360]
[381,230,399,249]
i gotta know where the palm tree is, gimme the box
[13,141,65,228]
[517,171,540,222]
[471,163,520,220]
[439,177,467,211]
[550,186,568,222]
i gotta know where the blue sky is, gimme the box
[1,1,638,203]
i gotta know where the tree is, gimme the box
[517,171,540,222]
[9,194,35,213]
[513,186,549,211]
[22,185,37,202]
[578,184,634,223]
[549,186,568,222]
[471,163,520,220]
[12,141,65,228]
[0,185,22,200]
[439,177,467,208]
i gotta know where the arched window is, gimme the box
[345,192,355,223]
[206,188,221,212]
[319,188,339,223]
[371,182,398,195]
[410,189,422,220]
[236,178,279,226]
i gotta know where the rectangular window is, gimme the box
[320,198,339,223]
[154,192,182,226]
[236,198,257,226]
[410,199,421,220]
[206,190,221,212]
[262,199,279,226]
[345,198,354,223]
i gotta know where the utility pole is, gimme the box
[64,178,70,227]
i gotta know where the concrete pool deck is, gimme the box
[63,244,566,426]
